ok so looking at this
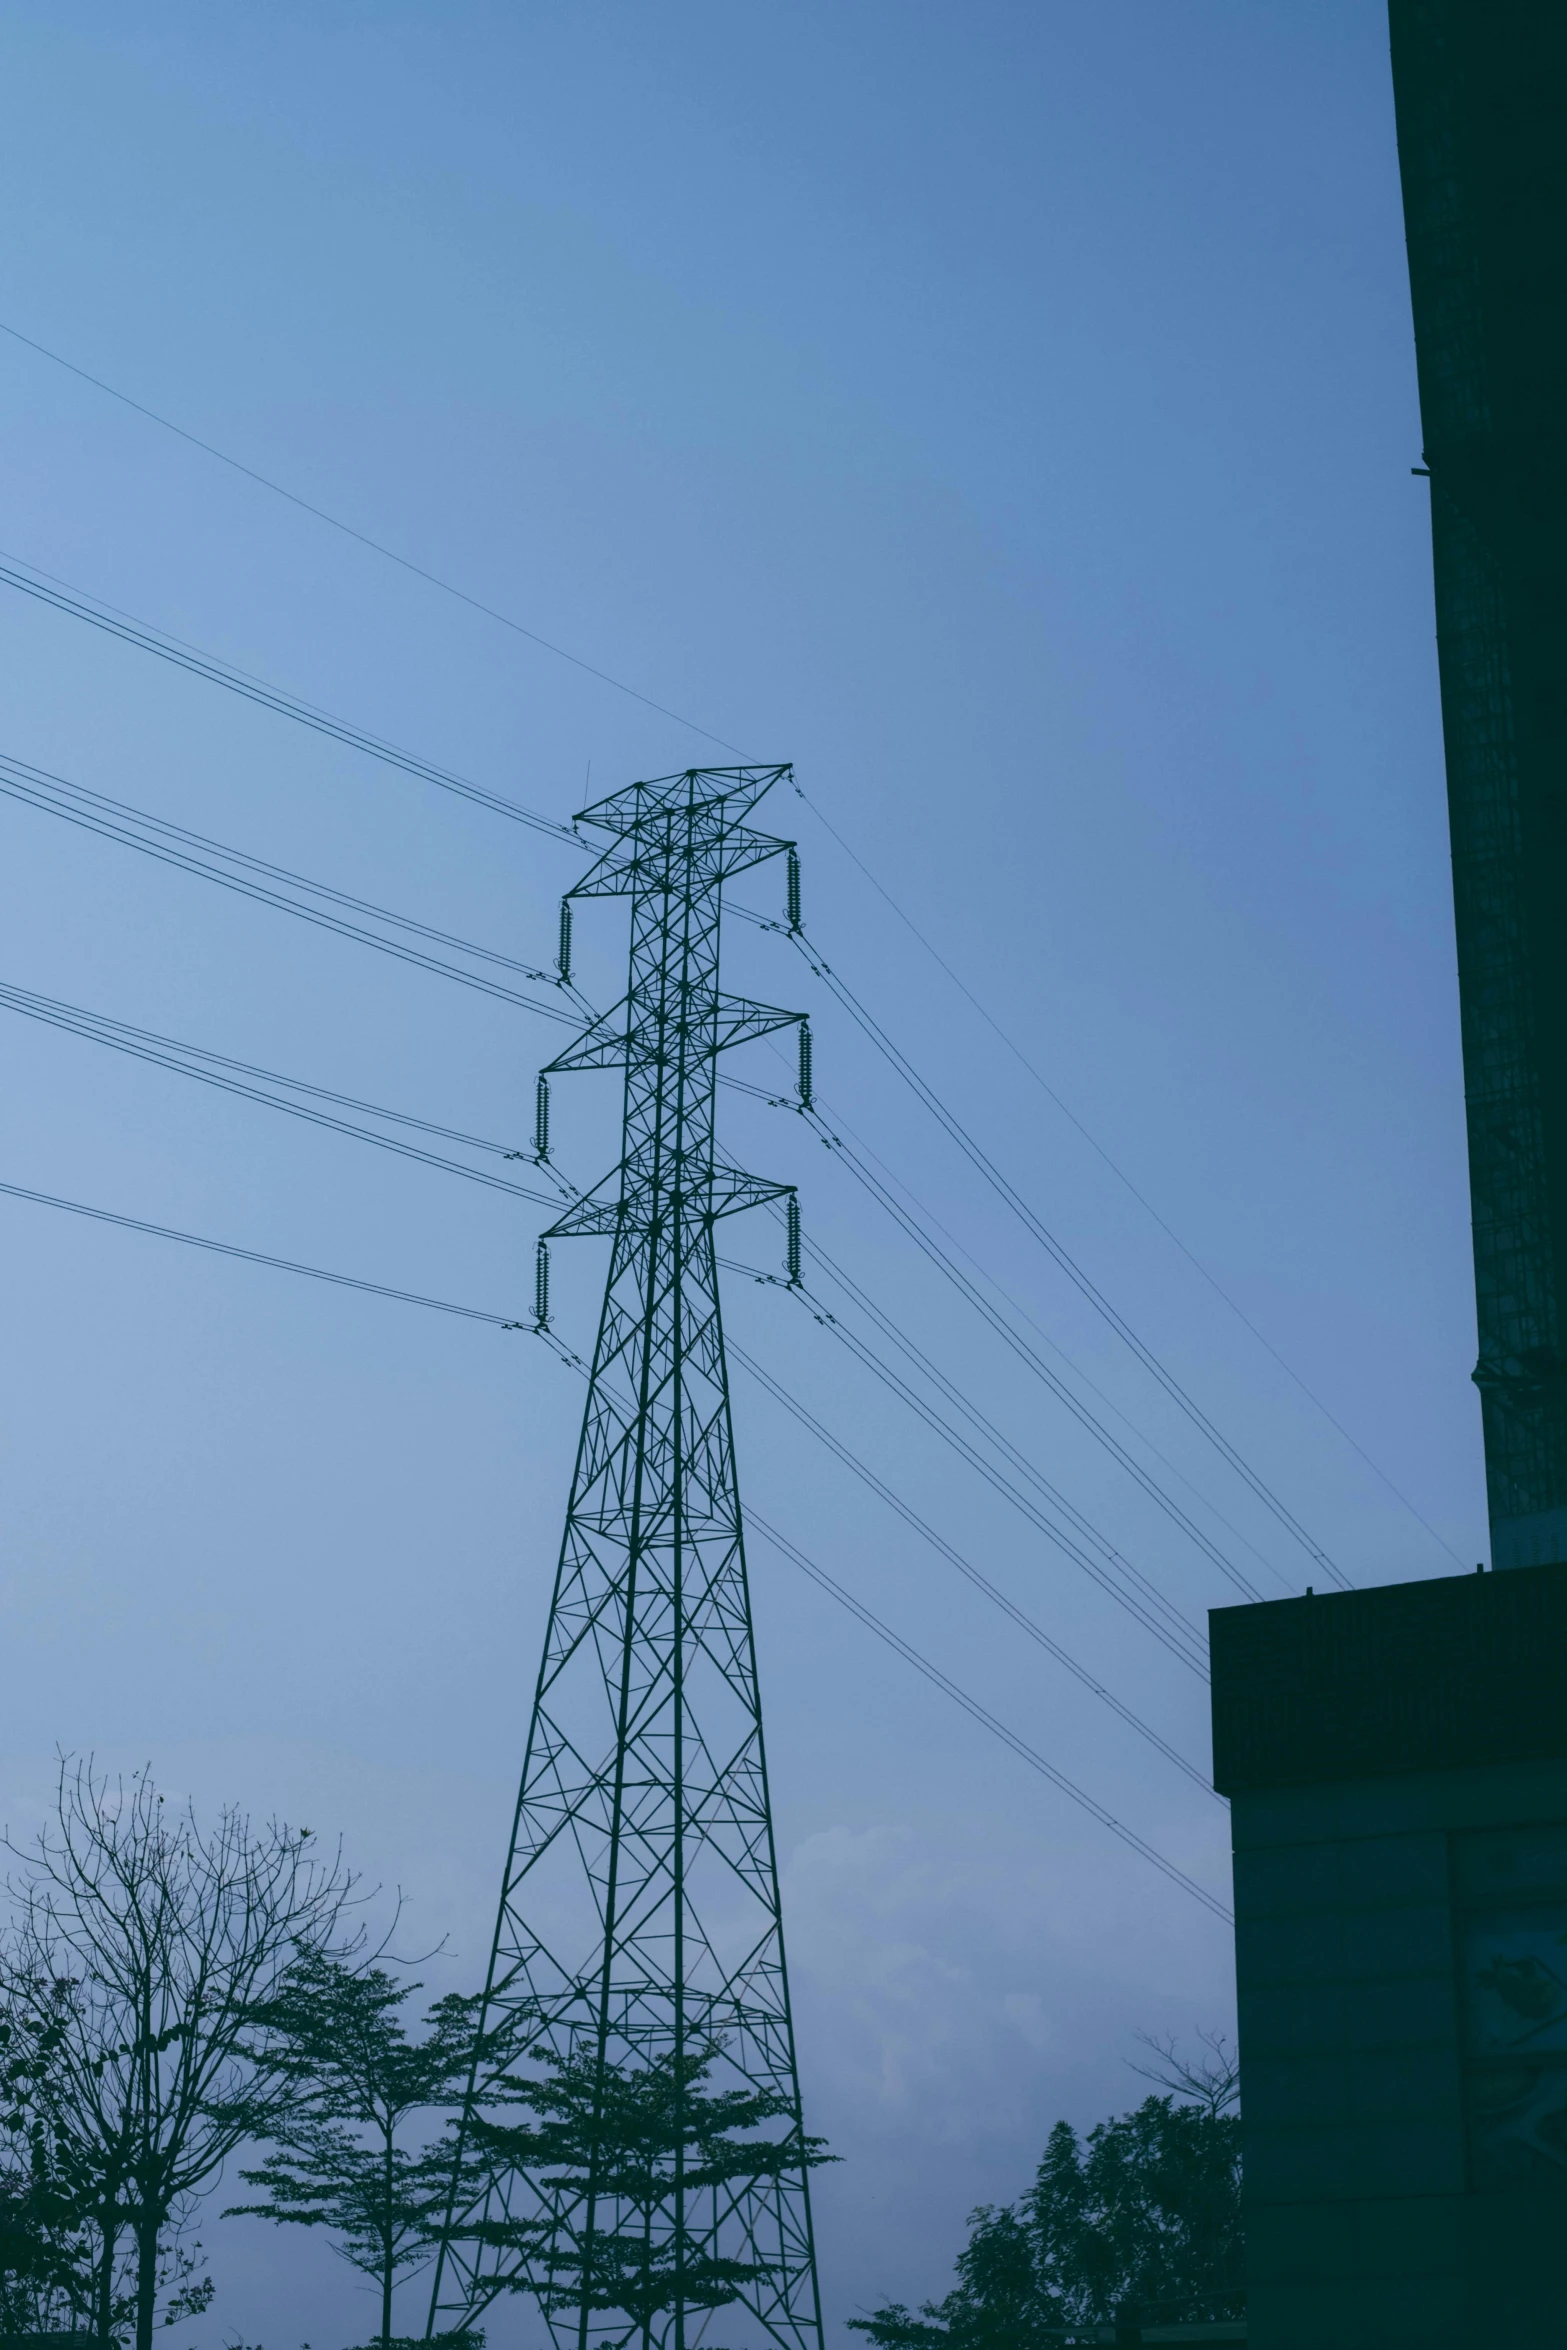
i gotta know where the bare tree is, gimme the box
[1,1757,357,2350]
[1128,2029,1239,2121]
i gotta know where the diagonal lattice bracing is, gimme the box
[429,768,823,2350]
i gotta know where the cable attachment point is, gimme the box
[556,899,574,987]
[534,1237,551,1331]
[786,1193,802,1287]
[786,846,802,934]
[796,1019,813,1111]
[535,1073,551,1164]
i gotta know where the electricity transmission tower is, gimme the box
[429,765,823,2350]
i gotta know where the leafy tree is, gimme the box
[456,2039,834,2350]
[0,1757,355,2350]
[850,2039,1242,2347]
[228,1952,486,2350]
[0,1978,99,2333]
[0,2139,97,2335]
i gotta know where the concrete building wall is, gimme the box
[1212,1564,1567,2347]
[1232,1757,1567,2347]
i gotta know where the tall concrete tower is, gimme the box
[1392,0,1567,1572]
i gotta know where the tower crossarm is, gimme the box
[542,998,636,1074]
[709,1172,796,1222]
[542,991,798,1077]
[714,995,802,1055]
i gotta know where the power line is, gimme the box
[1,717,1278,1610]
[0,535,1433,1590]
[0,1161,1227,1916]
[0,316,1452,1576]
[0,978,561,1206]
[792,934,1355,1591]
[0,986,532,1154]
[803,1112,1288,1597]
[540,1295,1230,1920]
[745,1513,1230,1923]
[0,736,1294,1612]
[729,1325,1212,1691]
[742,1016,1300,1591]
[0,546,781,960]
[0,949,1219,1795]
[0,1174,525,1326]
[9,964,1218,1735]
[790,1261,1258,1613]
[722,1257,1210,1660]
[8,958,1222,1742]
[797,1218,1282,1597]
[0,547,574,842]
[0,319,743,755]
[0,748,579,1022]
[745,1287,1214,1661]
[785,772,1467,1574]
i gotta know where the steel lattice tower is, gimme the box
[429,765,823,2350]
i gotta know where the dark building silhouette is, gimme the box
[1211,8,1567,2344]
[1394,0,1567,1571]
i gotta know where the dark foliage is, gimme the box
[850,2077,1242,2347]
[0,1759,353,2350]
[230,1953,484,2350]
[457,2040,833,2347]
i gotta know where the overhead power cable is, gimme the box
[0,748,579,1023]
[725,1040,1292,1602]
[538,1303,1230,1919]
[789,1262,1258,1613]
[796,1219,1278,1599]
[800,1282,1220,1639]
[792,933,1354,1591]
[784,772,1466,1575]
[8,970,1217,1742]
[0,714,1284,1613]
[745,1513,1230,1922]
[0,740,1291,1615]
[744,1288,1214,1660]
[0,1174,524,1327]
[801,1111,1287,1596]
[0,979,560,1207]
[0,320,742,755]
[7,967,1218,1747]
[728,1328,1210,1688]
[0,491,1404,1583]
[0,548,574,842]
[796,1101,1292,1587]
[0,547,1412,1588]
[0,1160,1227,1919]
[0,987,529,1155]
[720,1242,1211,1654]
[0,317,1451,1578]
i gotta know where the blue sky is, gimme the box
[0,5,1471,2343]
